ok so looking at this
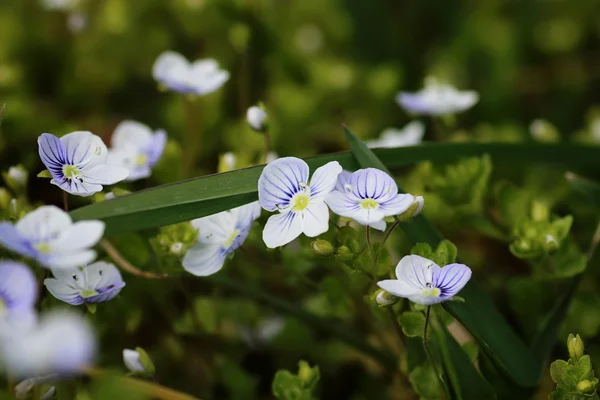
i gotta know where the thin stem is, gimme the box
[387,308,405,348]
[100,240,168,279]
[62,191,69,212]
[424,305,431,344]
[263,131,271,164]
[366,226,374,268]
[81,367,201,400]
[183,97,202,176]
[374,219,400,270]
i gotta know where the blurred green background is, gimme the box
[3,0,600,399]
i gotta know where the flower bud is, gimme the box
[311,239,334,256]
[567,333,584,361]
[374,289,398,307]
[397,196,425,221]
[4,165,28,193]
[335,245,354,262]
[297,360,319,388]
[530,119,560,143]
[246,105,268,132]
[531,200,549,222]
[170,242,184,255]
[218,152,237,173]
[545,234,559,255]
[577,379,596,395]
[123,347,155,377]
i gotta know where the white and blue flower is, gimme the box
[38,131,129,196]
[0,206,105,269]
[107,120,167,181]
[367,121,425,148]
[377,255,471,305]
[44,261,125,305]
[396,77,478,116]
[258,157,342,248]
[152,51,230,96]
[183,202,261,276]
[0,261,38,333]
[326,168,418,230]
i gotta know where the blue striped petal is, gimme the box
[348,168,397,202]
[38,134,66,180]
[433,263,472,300]
[309,161,342,199]
[258,157,309,212]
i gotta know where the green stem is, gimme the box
[183,97,202,176]
[424,305,431,344]
[263,131,271,164]
[366,226,374,268]
[374,219,400,272]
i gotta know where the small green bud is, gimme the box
[85,303,97,314]
[373,289,398,307]
[568,333,584,361]
[311,239,334,256]
[530,119,560,143]
[3,165,28,193]
[335,245,354,262]
[397,196,424,221]
[577,379,595,394]
[296,360,319,389]
[545,234,559,255]
[37,170,52,178]
[136,347,156,376]
[531,200,549,222]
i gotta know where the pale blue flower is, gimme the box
[378,255,471,305]
[107,120,167,181]
[396,77,478,116]
[326,168,417,229]
[0,309,96,377]
[152,51,229,95]
[0,206,105,269]
[367,121,425,148]
[258,157,342,248]
[183,202,261,276]
[38,131,129,196]
[44,261,125,305]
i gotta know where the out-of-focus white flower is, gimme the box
[7,166,28,189]
[0,206,105,269]
[265,151,279,163]
[366,121,425,148]
[107,121,167,181]
[239,316,285,347]
[40,0,79,11]
[396,77,478,116]
[1,310,96,377]
[38,131,129,196]
[246,105,268,132]
[152,51,229,96]
[67,12,87,33]
[0,261,38,336]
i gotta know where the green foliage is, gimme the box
[398,311,426,338]
[272,361,320,400]
[409,240,458,266]
[408,364,443,400]
[550,336,599,399]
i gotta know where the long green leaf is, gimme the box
[71,143,600,234]
[342,126,540,388]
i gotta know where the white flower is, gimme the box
[38,131,129,196]
[326,168,419,230]
[396,77,478,116]
[377,255,472,305]
[107,121,167,181]
[258,157,342,248]
[44,262,126,306]
[246,105,268,132]
[0,310,96,377]
[0,206,105,269]
[123,349,145,373]
[367,121,425,148]
[152,51,229,96]
[183,202,261,276]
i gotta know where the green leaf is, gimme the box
[408,364,444,400]
[37,170,52,178]
[71,142,600,234]
[398,311,426,338]
[343,125,540,387]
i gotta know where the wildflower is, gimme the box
[123,347,155,376]
[152,51,229,96]
[182,202,261,276]
[44,261,125,305]
[367,121,425,148]
[396,77,478,116]
[377,255,471,305]
[0,206,105,269]
[258,157,342,248]
[247,105,268,132]
[326,168,420,230]
[38,131,129,196]
[0,310,96,377]
[107,120,167,181]
[0,261,38,334]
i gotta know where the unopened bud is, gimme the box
[531,200,549,222]
[545,234,559,255]
[311,239,334,256]
[530,119,560,143]
[577,379,595,394]
[568,333,584,361]
[218,152,237,173]
[4,165,28,193]
[335,245,354,262]
[123,347,155,377]
[374,289,398,307]
[398,196,425,221]
[170,242,184,255]
[246,105,268,132]
[0,188,10,209]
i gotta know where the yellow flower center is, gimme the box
[81,289,98,298]
[292,194,310,211]
[360,199,379,210]
[420,287,441,297]
[136,153,148,166]
[224,229,241,248]
[63,165,80,180]
[35,243,51,254]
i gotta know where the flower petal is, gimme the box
[394,255,440,290]
[379,193,416,217]
[50,221,105,253]
[38,134,66,179]
[81,164,129,185]
[0,261,38,310]
[84,261,125,293]
[123,349,145,373]
[111,121,153,149]
[262,212,303,248]
[15,206,71,242]
[377,279,421,299]
[349,168,398,202]
[60,131,108,167]
[334,170,353,192]
[301,202,329,237]
[146,129,167,166]
[191,210,237,245]
[182,244,226,276]
[45,250,97,269]
[52,178,103,197]
[325,190,359,217]
[232,201,261,229]
[258,157,309,211]
[433,263,472,300]
[44,277,83,305]
[309,161,342,199]
[0,223,35,257]
[369,220,386,231]
[152,51,190,85]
